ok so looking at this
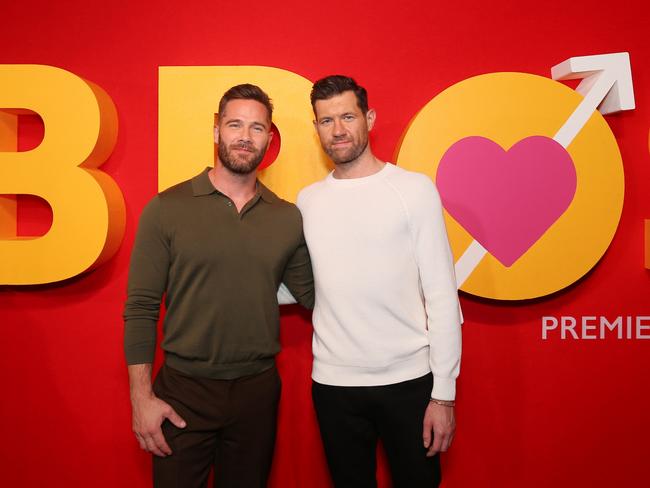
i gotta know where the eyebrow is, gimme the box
[318,112,355,120]
[223,118,270,129]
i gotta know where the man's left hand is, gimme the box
[422,402,455,457]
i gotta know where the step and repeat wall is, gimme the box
[1,0,649,486]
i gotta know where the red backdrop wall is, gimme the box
[1,0,649,486]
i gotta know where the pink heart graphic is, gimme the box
[436,136,577,267]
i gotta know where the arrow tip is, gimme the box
[551,52,635,114]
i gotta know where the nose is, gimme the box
[332,118,346,136]
[239,126,253,142]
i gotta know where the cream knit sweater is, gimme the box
[297,163,462,400]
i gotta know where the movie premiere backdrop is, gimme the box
[1,0,649,486]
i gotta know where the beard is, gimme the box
[218,142,266,175]
[323,135,368,165]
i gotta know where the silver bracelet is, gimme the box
[430,397,455,407]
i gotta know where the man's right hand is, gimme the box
[131,393,186,457]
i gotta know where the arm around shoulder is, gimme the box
[281,229,315,309]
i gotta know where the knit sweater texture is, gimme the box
[297,163,461,400]
[124,168,314,379]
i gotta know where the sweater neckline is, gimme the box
[326,162,394,186]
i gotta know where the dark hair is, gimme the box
[218,84,273,122]
[310,75,368,114]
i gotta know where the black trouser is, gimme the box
[152,364,281,488]
[312,373,441,488]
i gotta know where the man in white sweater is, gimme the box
[297,75,462,488]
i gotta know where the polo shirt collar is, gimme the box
[191,167,278,203]
[257,181,278,203]
[191,168,216,196]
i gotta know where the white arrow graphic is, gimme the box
[551,52,635,147]
[453,52,635,289]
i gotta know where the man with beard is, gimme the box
[124,84,314,488]
[296,75,462,488]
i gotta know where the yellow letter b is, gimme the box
[0,65,125,284]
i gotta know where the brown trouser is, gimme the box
[152,364,281,488]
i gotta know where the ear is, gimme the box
[366,109,376,131]
[214,125,219,144]
[312,119,318,130]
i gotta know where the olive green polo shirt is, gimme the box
[124,168,314,379]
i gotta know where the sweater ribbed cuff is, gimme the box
[124,318,157,365]
[431,376,456,401]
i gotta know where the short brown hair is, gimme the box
[310,75,368,114]
[218,84,273,122]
